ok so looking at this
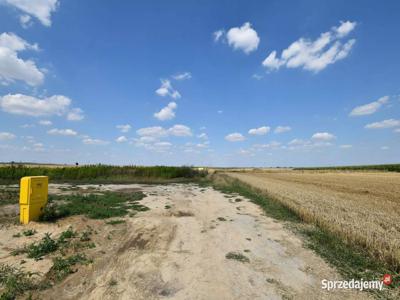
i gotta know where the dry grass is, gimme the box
[223,170,400,271]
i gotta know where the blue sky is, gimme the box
[0,0,399,167]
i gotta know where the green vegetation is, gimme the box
[109,279,118,287]
[209,176,399,298]
[22,229,37,237]
[25,233,59,260]
[105,219,126,225]
[217,217,226,221]
[0,165,206,184]
[0,264,39,300]
[47,254,91,283]
[225,252,250,263]
[0,189,18,206]
[294,163,400,172]
[40,192,148,221]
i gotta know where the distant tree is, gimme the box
[75,162,79,166]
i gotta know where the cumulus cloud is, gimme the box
[172,72,191,81]
[365,119,400,129]
[116,124,131,133]
[248,126,270,135]
[3,0,59,27]
[115,136,128,143]
[0,132,16,140]
[311,132,336,141]
[168,124,192,136]
[154,102,177,121]
[38,120,52,126]
[225,132,245,142]
[136,126,168,138]
[47,128,77,136]
[349,96,389,116]
[155,79,181,99]
[82,138,109,145]
[0,93,83,120]
[67,108,84,121]
[0,32,44,86]
[262,21,356,72]
[215,23,260,54]
[274,126,291,134]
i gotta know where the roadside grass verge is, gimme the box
[0,165,207,184]
[208,175,399,299]
[47,254,92,283]
[40,191,148,222]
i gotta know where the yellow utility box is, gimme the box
[20,176,49,224]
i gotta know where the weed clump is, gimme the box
[225,252,250,263]
[47,254,91,283]
[0,264,39,300]
[105,219,126,225]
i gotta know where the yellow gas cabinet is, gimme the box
[20,176,49,224]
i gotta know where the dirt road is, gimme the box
[1,183,366,299]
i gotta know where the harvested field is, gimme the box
[222,170,400,271]
[0,183,368,299]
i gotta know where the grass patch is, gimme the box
[22,229,37,237]
[0,189,18,206]
[0,264,39,300]
[210,175,400,298]
[40,191,148,221]
[217,217,226,221]
[225,252,250,263]
[164,205,171,209]
[109,279,118,287]
[47,254,91,283]
[105,219,126,225]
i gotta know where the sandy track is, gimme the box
[1,183,367,299]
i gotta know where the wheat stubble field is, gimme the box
[223,169,400,271]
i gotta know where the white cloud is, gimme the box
[311,132,336,141]
[288,138,309,146]
[115,136,128,143]
[365,119,400,129]
[0,93,83,120]
[4,0,59,27]
[213,29,225,42]
[0,93,70,116]
[168,124,192,137]
[19,14,32,28]
[20,123,34,128]
[252,74,263,80]
[83,138,109,145]
[381,146,389,150]
[395,128,400,133]
[0,32,44,86]
[262,21,356,72]
[67,108,84,121]
[225,22,260,54]
[116,124,132,133]
[349,96,389,116]
[155,79,181,99]
[248,126,270,135]
[340,144,352,149]
[39,120,52,126]
[334,21,357,38]
[154,102,177,121]
[136,126,168,138]
[0,132,16,140]
[274,126,291,134]
[197,133,208,140]
[225,132,245,142]
[47,128,77,136]
[172,72,191,81]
